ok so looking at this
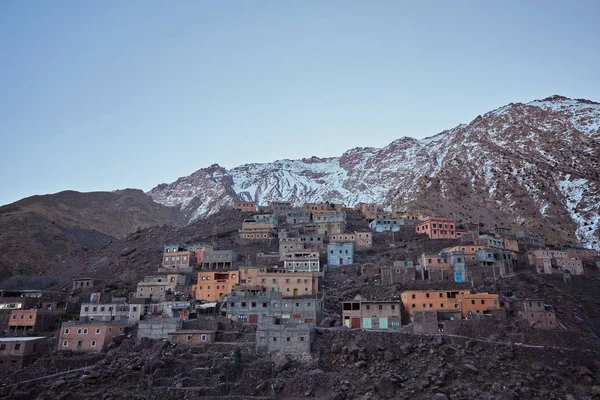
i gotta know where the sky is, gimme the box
[1,1,599,206]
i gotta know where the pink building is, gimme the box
[235,201,257,212]
[566,248,598,262]
[552,258,584,275]
[416,216,456,239]
[419,253,451,271]
[59,321,128,352]
[529,250,553,274]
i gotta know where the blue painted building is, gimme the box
[327,243,354,267]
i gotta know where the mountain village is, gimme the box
[1,199,600,399]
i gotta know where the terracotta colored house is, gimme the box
[510,299,557,329]
[565,248,598,262]
[401,290,500,318]
[59,321,128,352]
[162,244,213,272]
[193,270,239,301]
[330,231,373,249]
[8,310,61,333]
[235,201,257,212]
[415,216,456,239]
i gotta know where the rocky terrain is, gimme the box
[0,189,185,280]
[148,95,600,250]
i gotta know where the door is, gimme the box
[455,273,462,283]
[248,314,258,324]
[344,317,351,328]
[293,219,297,224]
[351,318,361,328]
[293,288,298,296]
[362,318,372,329]
[379,317,388,329]
[339,258,344,265]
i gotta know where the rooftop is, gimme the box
[0,337,46,342]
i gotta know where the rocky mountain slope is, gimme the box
[148,95,600,249]
[0,189,185,279]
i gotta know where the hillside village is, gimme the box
[1,200,600,399]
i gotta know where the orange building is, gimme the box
[504,238,519,253]
[8,310,61,333]
[59,321,128,352]
[238,267,319,296]
[401,290,500,318]
[415,216,457,239]
[193,271,239,301]
[235,201,257,212]
[162,244,213,271]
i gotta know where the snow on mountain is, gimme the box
[148,95,600,249]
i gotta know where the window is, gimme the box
[65,328,70,334]
[84,307,89,312]
[241,302,246,307]
[439,293,443,298]
[0,344,5,350]
[423,304,427,308]
[429,304,433,308]
[62,341,68,347]
[96,328,101,334]
[187,335,192,341]
[100,307,105,312]
[300,337,305,341]
[426,293,430,298]
[411,294,416,299]
[262,302,267,308]
[366,305,370,310]
[273,337,277,342]
[91,340,97,347]
[471,300,475,305]
[287,337,291,342]
[93,307,97,312]
[481,300,485,305]
[378,305,383,310]
[14,344,21,350]
[440,303,444,308]
[201,335,207,341]
[83,328,88,334]
[391,304,395,310]
[77,329,82,334]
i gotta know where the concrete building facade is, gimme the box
[342,296,401,330]
[327,243,354,267]
[401,290,500,318]
[415,216,456,239]
[193,270,239,301]
[59,321,127,352]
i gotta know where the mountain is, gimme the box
[0,189,186,279]
[148,95,600,249]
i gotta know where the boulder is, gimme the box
[272,352,290,372]
[376,376,397,398]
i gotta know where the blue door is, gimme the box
[455,273,462,283]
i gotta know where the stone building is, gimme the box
[168,330,216,346]
[72,278,95,291]
[510,299,557,329]
[256,317,312,354]
[0,337,48,372]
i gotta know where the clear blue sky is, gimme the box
[1,1,598,206]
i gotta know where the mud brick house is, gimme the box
[168,330,216,346]
[515,232,545,249]
[235,201,257,212]
[411,310,464,334]
[136,274,190,301]
[415,216,457,239]
[475,249,516,277]
[269,294,323,327]
[238,267,319,296]
[509,299,557,329]
[299,234,325,249]
[302,202,344,214]
[193,270,239,301]
[269,201,293,216]
[201,250,239,270]
[285,210,311,224]
[356,202,380,220]
[225,290,273,324]
[401,290,500,319]
[330,231,373,250]
[565,247,598,262]
[342,295,401,330]
[59,321,128,352]
[312,211,346,223]
[327,242,354,267]
[442,245,486,265]
[256,252,280,265]
[72,278,95,291]
[161,243,213,273]
[138,318,183,340]
[378,262,417,285]
[391,210,423,220]
[279,238,305,259]
[0,289,76,313]
[239,214,278,241]
[316,221,346,237]
[0,337,48,372]
[474,234,506,250]
[282,251,320,272]
[256,317,312,354]
[8,310,61,333]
